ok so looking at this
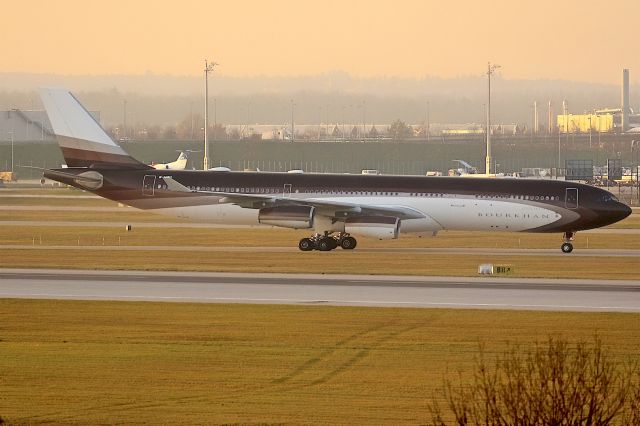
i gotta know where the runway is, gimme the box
[1,268,639,312]
[3,244,640,257]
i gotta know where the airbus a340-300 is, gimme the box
[38,88,631,253]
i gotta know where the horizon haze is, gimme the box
[2,0,639,84]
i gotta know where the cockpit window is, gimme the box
[599,193,618,203]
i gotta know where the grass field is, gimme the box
[1,192,639,424]
[0,209,187,223]
[1,223,639,249]
[0,196,115,207]
[2,299,639,424]
[1,189,639,279]
[2,248,640,279]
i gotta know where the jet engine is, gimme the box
[344,216,400,240]
[258,205,315,229]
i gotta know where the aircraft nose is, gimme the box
[607,202,633,225]
[619,203,633,221]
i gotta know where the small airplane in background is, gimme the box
[151,150,197,170]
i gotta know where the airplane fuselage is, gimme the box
[55,168,631,236]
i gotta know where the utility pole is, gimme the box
[426,100,430,142]
[290,99,295,142]
[203,59,218,170]
[533,101,538,135]
[563,99,569,148]
[589,113,593,149]
[9,131,14,174]
[123,100,127,140]
[486,62,500,175]
[190,102,194,140]
[362,100,366,141]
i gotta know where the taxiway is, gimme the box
[1,268,639,312]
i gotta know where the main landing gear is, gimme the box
[561,231,574,253]
[298,232,357,251]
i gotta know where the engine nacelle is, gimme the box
[344,216,400,240]
[258,206,314,229]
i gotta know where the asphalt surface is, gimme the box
[1,269,639,312]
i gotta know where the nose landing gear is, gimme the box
[561,231,574,253]
[298,233,357,251]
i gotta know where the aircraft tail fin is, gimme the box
[39,88,150,169]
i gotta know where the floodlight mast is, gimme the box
[486,62,500,175]
[203,59,218,170]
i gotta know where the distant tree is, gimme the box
[332,125,341,138]
[145,125,162,140]
[350,126,359,139]
[388,119,413,140]
[162,125,177,140]
[228,127,241,140]
[176,113,204,140]
[211,123,227,140]
[429,336,639,425]
[368,125,379,139]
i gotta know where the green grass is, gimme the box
[0,187,91,196]
[1,197,638,279]
[607,213,640,229]
[0,196,115,207]
[1,248,639,279]
[0,209,186,223]
[1,224,639,250]
[1,299,639,425]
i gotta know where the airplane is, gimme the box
[38,88,631,253]
[151,151,191,170]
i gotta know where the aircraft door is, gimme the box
[283,183,292,198]
[565,188,578,209]
[142,175,156,196]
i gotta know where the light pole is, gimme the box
[341,105,346,140]
[557,128,561,179]
[318,106,322,141]
[290,99,295,142]
[8,131,14,174]
[362,100,366,141]
[486,62,501,175]
[589,114,591,149]
[632,140,639,204]
[426,100,430,142]
[203,59,218,170]
[123,100,127,141]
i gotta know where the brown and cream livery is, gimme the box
[40,88,631,252]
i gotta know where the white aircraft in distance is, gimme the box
[151,151,194,170]
[38,88,631,253]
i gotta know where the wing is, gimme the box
[164,177,425,220]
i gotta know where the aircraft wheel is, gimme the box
[329,237,339,250]
[317,237,332,251]
[298,238,314,251]
[340,236,357,250]
[561,242,573,253]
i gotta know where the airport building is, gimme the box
[0,109,54,142]
[556,69,640,133]
[0,109,100,143]
[556,113,614,133]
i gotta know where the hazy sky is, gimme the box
[3,0,639,84]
